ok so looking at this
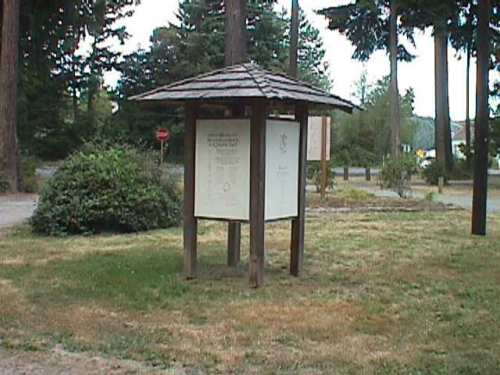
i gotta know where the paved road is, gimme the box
[354,185,500,213]
[333,167,500,178]
[0,195,37,229]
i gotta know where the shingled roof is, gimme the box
[131,63,357,113]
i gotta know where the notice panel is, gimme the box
[307,116,331,161]
[265,120,300,220]
[194,119,251,220]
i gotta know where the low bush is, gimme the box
[336,188,374,201]
[378,154,418,198]
[422,161,449,185]
[31,143,181,235]
[449,159,473,180]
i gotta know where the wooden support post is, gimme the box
[227,104,244,267]
[343,167,349,181]
[291,102,308,276]
[227,221,241,266]
[320,116,328,200]
[365,167,371,181]
[249,100,267,287]
[438,176,444,194]
[160,140,164,166]
[183,104,198,279]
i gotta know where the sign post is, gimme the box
[156,128,171,165]
[320,116,328,200]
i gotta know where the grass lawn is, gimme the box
[1,209,500,374]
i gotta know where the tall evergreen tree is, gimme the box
[450,1,476,163]
[0,0,21,191]
[117,0,328,99]
[14,0,136,159]
[289,0,299,77]
[389,0,401,158]
[225,0,247,65]
[319,0,415,158]
[471,0,492,235]
[401,0,459,171]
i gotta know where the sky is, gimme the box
[103,0,499,121]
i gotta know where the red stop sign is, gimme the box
[156,128,170,142]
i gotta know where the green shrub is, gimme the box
[336,188,374,201]
[308,162,336,193]
[378,154,417,198]
[422,161,449,185]
[449,159,473,180]
[31,143,181,235]
[424,191,436,202]
[307,161,320,180]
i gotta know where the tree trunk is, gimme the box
[289,0,299,78]
[0,0,3,55]
[0,0,21,192]
[224,0,247,65]
[389,0,401,158]
[471,0,491,236]
[434,24,453,172]
[465,41,471,164]
[224,0,248,266]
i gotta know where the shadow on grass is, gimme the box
[1,249,188,310]
[0,240,294,311]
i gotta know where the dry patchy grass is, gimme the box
[1,211,500,374]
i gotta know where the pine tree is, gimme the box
[471,0,492,235]
[14,0,137,159]
[318,0,416,158]
[0,0,21,191]
[401,0,460,172]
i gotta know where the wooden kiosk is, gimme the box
[132,63,355,287]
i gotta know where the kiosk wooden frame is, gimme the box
[132,63,356,287]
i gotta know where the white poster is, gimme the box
[265,120,300,220]
[307,116,331,161]
[194,119,251,220]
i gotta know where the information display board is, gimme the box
[265,120,300,220]
[307,116,331,161]
[194,119,251,220]
[194,119,300,221]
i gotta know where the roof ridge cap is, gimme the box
[130,65,243,100]
[245,64,278,99]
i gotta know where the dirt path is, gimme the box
[0,346,192,375]
[0,194,37,229]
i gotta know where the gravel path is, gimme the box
[0,194,38,229]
